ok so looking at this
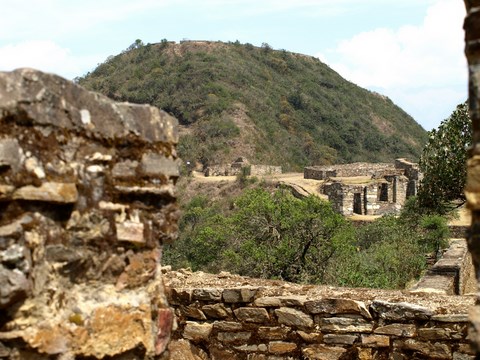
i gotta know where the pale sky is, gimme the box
[0,0,467,130]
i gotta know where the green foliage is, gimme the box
[418,102,471,213]
[78,40,428,170]
[164,186,449,289]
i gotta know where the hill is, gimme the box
[77,40,428,171]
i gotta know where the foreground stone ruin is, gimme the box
[164,269,475,359]
[464,0,480,357]
[0,68,179,358]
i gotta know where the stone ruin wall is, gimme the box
[205,163,282,177]
[165,268,475,360]
[323,180,407,216]
[464,0,480,356]
[411,239,476,296]
[0,68,179,359]
[304,163,394,180]
[0,5,477,357]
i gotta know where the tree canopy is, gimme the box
[164,183,449,289]
[418,102,471,212]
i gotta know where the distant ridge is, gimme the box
[77,40,428,171]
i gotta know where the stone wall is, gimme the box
[323,178,407,216]
[165,270,475,359]
[411,239,476,296]
[464,0,480,355]
[205,161,282,177]
[0,69,179,359]
[304,162,394,180]
[250,165,282,176]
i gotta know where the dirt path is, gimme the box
[190,171,327,198]
[188,171,472,226]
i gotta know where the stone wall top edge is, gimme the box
[0,68,178,145]
[163,270,475,314]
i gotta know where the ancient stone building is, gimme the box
[305,159,420,216]
[205,157,282,177]
[0,69,179,359]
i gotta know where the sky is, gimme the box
[0,0,468,131]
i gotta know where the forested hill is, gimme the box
[77,40,428,171]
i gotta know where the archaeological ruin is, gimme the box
[0,1,478,358]
[205,157,282,177]
[305,159,420,216]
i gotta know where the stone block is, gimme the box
[257,326,290,340]
[0,265,29,308]
[13,182,78,203]
[275,307,313,329]
[181,305,206,320]
[223,287,259,303]
[297,330,322,343]
[254,295,306,307]
[302,344,347,360]
[323,334,357,345]
[361,334,390,347]
[268,341,297,354]
[184,322,213,342]
[217,331,251,344]
[213,321,243,331]
[394,339,451,359]
[432,314,469,323]
[235,344,267,353]
[0,138,22,171]
[140,153,179,178]
[316,316,373,333]
[370,300,433,321]
[374,323,416,337]
[168,288,192,305]
[202,303,231,319]
[115,221,145,245]
[418,327,463,341]
[192,288,223,301]
[234,307,270,323]
[305,298,371,319]
[112,160,139,178]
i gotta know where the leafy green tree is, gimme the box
[418,102,471,213]
[225,188,356,283]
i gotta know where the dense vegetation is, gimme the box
[164,180,449,289]
[78,40,428,171]
[418,102,471,213]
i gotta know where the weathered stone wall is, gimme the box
[165,270,475,359]
[0,69,179,359]
[250,165,282,176]
[411,239,476,296]
[205,163,282,177]
[304,162,394,180]
[323,179,405,216]
[464,0,480,355]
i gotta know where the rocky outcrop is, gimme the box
[0,68,179,359]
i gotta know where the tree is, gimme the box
[417,102,471,213]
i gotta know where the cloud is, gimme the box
[0,0,173,41]
[320,0,467,129]
[0,40,103,79]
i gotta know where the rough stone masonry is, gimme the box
[464,0,480,356]
[0,68,180,359]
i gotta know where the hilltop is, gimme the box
[77,40,428,171]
